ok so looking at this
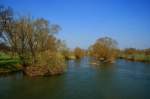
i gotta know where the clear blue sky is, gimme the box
[1,0,150,49]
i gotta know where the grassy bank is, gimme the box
[0,52,22,74]
[119,54,150,63]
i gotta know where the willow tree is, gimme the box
[74,47,85,59]
[89,37,118,63]
[0,6,67,76]
[0,6,66,76]
[0,6,14,46]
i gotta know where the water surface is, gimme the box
[0,57,150,99]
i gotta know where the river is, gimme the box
[0,57,150,99]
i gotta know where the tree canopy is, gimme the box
[89,37,118,63]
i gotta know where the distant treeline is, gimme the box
[119,48,150,62]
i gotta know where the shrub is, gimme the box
[89,37,118,63]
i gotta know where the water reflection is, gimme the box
[0,57,150,99]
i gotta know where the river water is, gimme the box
[0,57,150,99]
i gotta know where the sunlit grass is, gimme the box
[0,52,22,74]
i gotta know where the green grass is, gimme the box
[121,53,150,63]
[0,52,22,74]
[143,55,150,62]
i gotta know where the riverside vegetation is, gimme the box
[119,48,150,62]
[0,6,150,76]
[0,6,66,76]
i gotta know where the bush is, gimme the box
[89,37,118,63]
[24,51,66,76]
[74,47,85,59]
